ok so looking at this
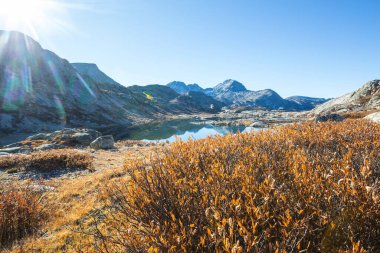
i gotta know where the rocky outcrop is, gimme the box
[364,112,380,123]
[315,114,344,123]
[90,135,115,150]
[27,128,102,146]
[312,80,380,115]
[0,128,115,154]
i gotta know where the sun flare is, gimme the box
[0,0,72,39]
[0,0,50,23]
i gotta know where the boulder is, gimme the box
[364,112,380,123]
[90,135,115,150]
[51,128,102,146]
[315,114,344,123]
[250,120,267,128]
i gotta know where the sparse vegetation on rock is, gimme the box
[0,149,93,172]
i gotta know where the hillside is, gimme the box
[312,80,380,115]
[0,31,222,134]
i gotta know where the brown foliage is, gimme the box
[0,184,45,249]
[341,109,380,120]
[0,149,93,172]
[91,120,380,252]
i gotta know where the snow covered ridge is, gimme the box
[167,79,328,111]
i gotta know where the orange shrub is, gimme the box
[0,149,93,172]
[92,120,380,252]
[0,185,45,249]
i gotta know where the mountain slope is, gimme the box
[127,85,224,114]
[0,31,222,133]
[167,81,204,94]
[311,80,380,115]
[211,80,304,110]
[166,79,328,111]
[72,63,119,86]
[286,96,330,111]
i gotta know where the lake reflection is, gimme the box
[122,119,260,143]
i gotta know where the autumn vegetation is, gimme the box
[0,184,45,249]
[91,120,380,252]
[1,120,379,252]
[0,149,93,172]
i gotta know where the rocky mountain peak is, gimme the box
[214,79,247,93]
[167,81,205,94]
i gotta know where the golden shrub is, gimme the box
[0,184,45,249]
[0,149,93,172]
[93,120,380,252]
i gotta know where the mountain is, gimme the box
[0,31,222,134]
[213,79,247,93]
[209,80,318,111]
[127,85,224,114]
[72,63,119,86]
[286,96,330,111]
[311,80,380,115]
[166,79,328,111]
[167,81,204,94]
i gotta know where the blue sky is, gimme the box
[1,0,380,98]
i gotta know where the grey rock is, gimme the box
[250,121,267,128]
[90,135,115,150]
[0,147,22,154]
[26,133,52,141]
[27,184,55,193]
[315,114,344,122]
[3,142,23,148]
[71,133,95,145]
[364,112,380,123]
[35,144,66,151]
[51,128,102,146]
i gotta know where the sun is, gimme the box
[0,0,71,39]
[0,0,50,24]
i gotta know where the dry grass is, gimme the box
[341,109,380,119]
[92,119,380,252]
[7,145,156,253]
[0,183,45,249]
[0,149,93,172]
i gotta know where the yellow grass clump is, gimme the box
[92,120,380,252]
[0,149,93,172]
[0,184,45,249]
